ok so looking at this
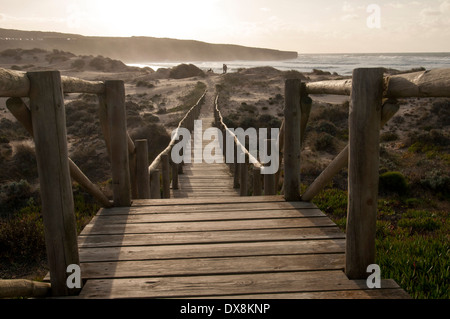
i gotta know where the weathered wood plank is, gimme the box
[188,285,411,299]
[99,201,318,215]
[80,254,345,279]
[77,227,345,248]
[80,216,337,235]
[130,195,316,207]
[78,239,345,262]
[77,270,377,299]
[91,208,326,224]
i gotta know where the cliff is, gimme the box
[0,28,298,62]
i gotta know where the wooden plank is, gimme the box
[78,227,345,248]
[188,285,411,299]
[80,217,337,235]
[78,239,345,262]
[103,200,318,215]
[77,270,380,299]
[80,254,345,279]
[91,208,326,224]
[131,195,317,207]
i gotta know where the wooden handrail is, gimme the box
[214,95,275,196]
[214,95,263,169]
[0,67,105,97]
[148,90,207,174]
[146,90,207,199]
[305,68,450,98]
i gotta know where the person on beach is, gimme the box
[223,64,227,74]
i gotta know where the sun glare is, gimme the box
[92,0,222,39]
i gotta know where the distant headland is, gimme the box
[0,28,298,63]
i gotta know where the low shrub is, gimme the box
[11,143,38,181]
[136,80,155,88]
[420,169,450,196]
[71,58,85,70]
[169,64,205,79]
[0,180,35,216]
[381,131,399,142]
[315,120,338,136]
[314,132,336,153]
[379,171,409,195]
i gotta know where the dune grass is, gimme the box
[312,186,449,299]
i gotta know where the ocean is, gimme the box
[128,52,450,76]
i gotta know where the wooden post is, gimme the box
[150,169,161,199]
[284,79,302,201]
[135,140,150,199]
[105,80,131,207]
[97,94,111,158]
[264,170,276,195]
[253,166,262,196]
[172,162,179,190]
[128,138,137,199]
[233,143,240,189]
[239,159,248,196]
[161,154,171,198]
[275,120,285,193]
[300,92,312,146]
[346,68,384,279]
[222,127,227,164]
[27,71,80,296]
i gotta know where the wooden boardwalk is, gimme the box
[72,93,409,299]
[76,196,408,299]
[171,108,238,198]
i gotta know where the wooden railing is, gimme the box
[0,68,141,295]
[147,91,206,199]
[214,96,277,196]
[214,67,450,280]
[281,68,450,280]
[2,66,449,296]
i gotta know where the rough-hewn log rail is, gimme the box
[147,90,207,199]
[214,95,275,196]
[0,68,105,96]
[306,68,450,97]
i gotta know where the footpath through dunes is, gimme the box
[171,85,238,198]
[73,75,410,299]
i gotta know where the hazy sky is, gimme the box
[0,0,449,53]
